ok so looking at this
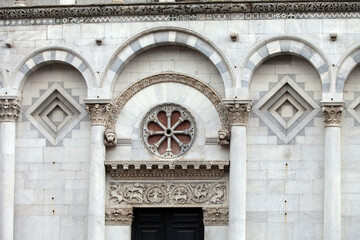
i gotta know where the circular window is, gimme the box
[141,104,196,159]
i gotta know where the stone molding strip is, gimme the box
[2,2,360,19]
[105,160,230,170]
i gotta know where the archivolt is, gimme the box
[10,46,98,91]
[101,26,234,95]
[240,36,331,93]
[106,73,230,132]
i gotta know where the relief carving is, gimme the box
[105,207,133,226]
[203,208,229,226]
[322,105,343,127]
[85,102,112,126]
[104,128,117,146]
[2,2,360,20]
[218,129,230,145]
[224,100,252,126]
[0,97,21,122]
[107,182,227,207]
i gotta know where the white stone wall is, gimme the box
[0,7,359,240]
[15,64,89,240]
[248,56,324,240]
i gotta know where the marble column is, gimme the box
[85,101,112,240]
[322,104,343,240]
[224,100,251,240]
[0,97,21,240]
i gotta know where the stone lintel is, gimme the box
[321,102,344,127]
[0,96,21,122]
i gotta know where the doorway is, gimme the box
[132,208,204,240]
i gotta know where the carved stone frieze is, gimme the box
[105,207,133,226]
[322,105,343,127]
[0,97,21,122]
[85,102,112,126]
[1,2,360,20]
[107,182,227,207]
[107,73,230,133]
[203,207,229,226]
[224,100,252,126]
[108,166,225,180]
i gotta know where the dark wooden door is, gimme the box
[132,208,204,240]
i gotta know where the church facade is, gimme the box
[0,0,360,239]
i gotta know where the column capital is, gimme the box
[0,97,21,122]
[84,99,113,126]
[223,99,252,126]
[321,102,344,127]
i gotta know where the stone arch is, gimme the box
[336,43,360,94]
[101,26,234,94]
[240,36,331,93]
[106,72,230,133]
[10,46,98,91]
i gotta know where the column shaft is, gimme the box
[322,104,343,240]
[0,122,16,240]
[228,126,247,240]
[88,125,106,240]
[324,126,341,240]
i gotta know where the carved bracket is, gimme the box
[203,207,229,226]
[0,97,21,122]
[105,207,133,226]
[322,104,343,127]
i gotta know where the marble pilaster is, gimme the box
[0,97,21,240]
[224,100,251,240]
[322,103,343,240]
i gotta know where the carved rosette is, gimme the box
[105,207,133,226]
[203,207,229,226]
[85,103,112,126]
[0,97,21,122]
[322,105,343,127]
[224,101,252,126]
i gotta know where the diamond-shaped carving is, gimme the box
[347,95,360,124]
[253,76,320,143]
[26,83,86,145]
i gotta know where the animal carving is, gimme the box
[210,185,225,204]
[173,188,188,203]
[124,184,144,203]
[193,185,208,201]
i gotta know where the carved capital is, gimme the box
[85,102,112,126]
[0,97,21,122]
[105,207,133,226]
[224,100,252,126]
[203,207,229,226]
[322,104,343,127]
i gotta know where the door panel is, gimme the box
[132,208,204,240]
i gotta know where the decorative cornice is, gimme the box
[105,207,133,226]
[224,100,252,126]
[85,101,113,126]
[203,207,229,226]
[108,167,226,180]
[322,104,343,127]
[0,97,21,122]
[1,2,360,20]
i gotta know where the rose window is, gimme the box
[141,104,196,159]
